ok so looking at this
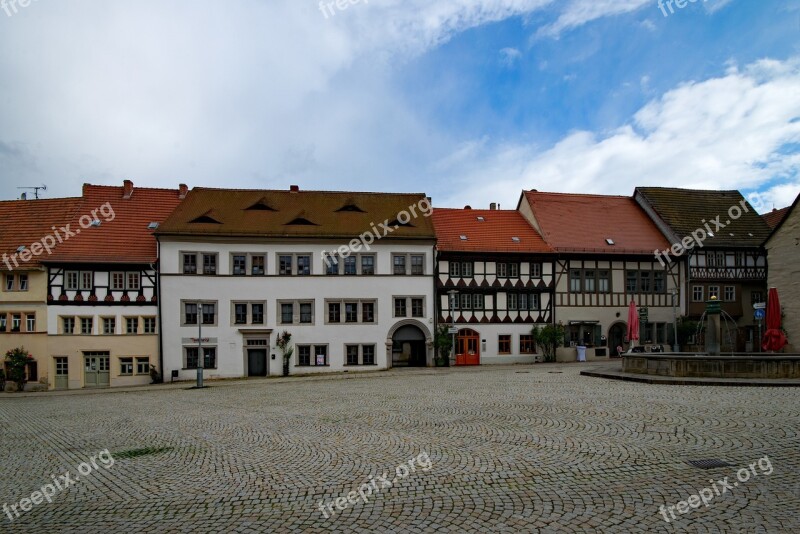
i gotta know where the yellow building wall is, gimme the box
[766,207,800,352]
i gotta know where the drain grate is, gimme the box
[686,459,733,469]
[515,371,530,374]
[548,371,563,374]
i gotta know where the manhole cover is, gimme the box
[686,459,733,469]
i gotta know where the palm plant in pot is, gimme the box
[275,330,294,377]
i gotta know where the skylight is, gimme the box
[148,222,159,230]
[460,235,468,241]
[511,237,520,243]
[16,245,25,252]
[606,238,615,245]
[477,216,485,222]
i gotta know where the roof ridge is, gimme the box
[191,187,428,196]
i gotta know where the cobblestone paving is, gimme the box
[1,364,799,533]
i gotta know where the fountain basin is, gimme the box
[623,353,800,379]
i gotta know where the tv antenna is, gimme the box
[17,185,47,200]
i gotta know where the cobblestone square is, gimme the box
[1,364,798,533]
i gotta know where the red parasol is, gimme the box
[627,300,640,346]
[762,287,787,352]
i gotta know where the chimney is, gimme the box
[123,179,133,199]
[290,185,300,193]
[490,203,497,210]
[464,205,472,210]
[179,183,188,199]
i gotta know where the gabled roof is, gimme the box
[762,206,790,229]
[0,197,83,271]
[520,191,670,254]
[43,182,186,264]
[635,187,771,248]
[156,188,436,239]
[432,208,552,253]
[766,193,800,245]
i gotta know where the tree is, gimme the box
[676,318,699,347]
[434,325,453,366]
[530,323,566,363]
[5,347,33,392]
[275,331,294,377]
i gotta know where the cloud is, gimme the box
[537,0,652,38]
[499,47,523,67]
[437,57,800,212]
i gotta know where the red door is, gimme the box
[456,329,480,366]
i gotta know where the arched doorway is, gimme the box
[456,328,480,366]
[391,324,427,367]
[609,322,627,357]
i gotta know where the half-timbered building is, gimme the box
[42,181,186,388]
[432,207,555,365]
[519,191,680,360]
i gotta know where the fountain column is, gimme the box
[705,297,721,356]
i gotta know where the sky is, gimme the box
[0,0,798,212]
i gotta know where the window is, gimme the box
[653,271,666,293]
[297,255,311,276]
[111,272,125,290]
[362,345,375,365]
[640,271,652,293]
[80,272,93,290]
[411,255,424,275]
[185,303,198,325]
[626,271,638,293]
[507,293,518,311]
[234,303,248,324]
[80,317,93,335]
[281,303,294,324]
[202,304,216,325]
[126,272,140,290]
[498,263,519,278]
[584,270,596,292]
[570,269,582,292]
[11,314,21,332]
[708,252,726,268]
[530,263,542,278]
[345,302,358,323]
[55,357,68,377]
[202,254,217,275]
[598,271,610,293]
[346,345,359,366]
[449,262,460,277]
[0,315,5,332]
[19,274,28,291]
[519,293,540,311]
[344,256,357,275]
[120,357,133,375]
[65,271,79,290]
[143,317,157,334]
[362,302,375,323]
[279,255,293,275]
[519,335,535,354]
[724,286,736,302]
[461,262,473,277]
[411,298,424,318]
[708,286,720,300]
[393,255,406,275]
[251,304,264,325]
[26,314,35,332]
[325,254,339,275]
[136,357,150,375]
[328,302,341,323]
[126,317,138,334]
[692,285,704,302]
[361,255,375,275]
[102,317,116,335]
[183,254,197,274]
[473,294,485,311]
[751,291,763,305]
[63,317,75,335]
[460,294,472,310]
[394,298,407,317]
[299,302,313,323]
[297,345,327,366]
[4,275,13,291]
[499,335,511,354]
[233,255,247,275]
[252,255,266,276]
[185,347,217,369]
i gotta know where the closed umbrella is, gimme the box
[762,287,787,352]
[627,300,640,349]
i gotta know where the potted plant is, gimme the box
[530,323,566,363]
[5,347,33,392]
[275,331,294,377]
[434,325,453,367]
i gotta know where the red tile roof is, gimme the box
[762,206,790,229]
[43,182,186,264]
[0,197,83,271]
[521,191,671,254]
[433,208,552,253]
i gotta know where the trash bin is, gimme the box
[576,346,587,362]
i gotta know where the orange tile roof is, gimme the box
[521,191,671,254]
[432,208,552,253]
[43,182,186,264]
[0,197,83,271]
[762,206,790,229]
[157,188,436,239]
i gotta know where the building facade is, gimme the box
[765,194,799,352]
[157,187,436,380]
[432,207,555,365]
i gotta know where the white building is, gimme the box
[156,186,437,380]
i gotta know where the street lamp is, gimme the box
[447,290,458,366]
[670,288,679,353]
